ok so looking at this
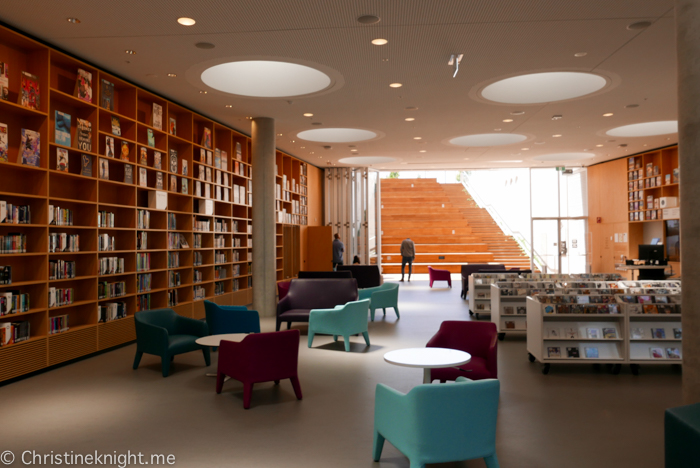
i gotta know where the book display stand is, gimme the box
[467,273,519,319]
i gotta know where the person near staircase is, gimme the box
[332,233,345,270]
[400,237,416,282]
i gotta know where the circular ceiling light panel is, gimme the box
[532,152,596,162]
[297,128,378,143]
[338,156,395,165]
[201,61,331,97]
[606,121,678,137]
[481,72,607,104]
[449,133,527,147]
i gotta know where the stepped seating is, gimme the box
[380,178,531,274]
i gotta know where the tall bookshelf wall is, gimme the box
[0,25,311,382]
[275,151,308,282]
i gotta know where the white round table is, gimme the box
[384,347,471,384]
[196,333,249,377]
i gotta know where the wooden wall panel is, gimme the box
[0,339,47,382]
[300,165,324,272]
[306,226,333,271]
[48,327,98,366]
[98,317,136,351]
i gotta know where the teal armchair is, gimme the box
[133,308,210,377]
[308,299,371,352]
[359,283,400,321]
[373,377,500,468]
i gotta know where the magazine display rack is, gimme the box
[468,273,519,319]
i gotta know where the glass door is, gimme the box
[532,218,588,274]
[532,219,560,274]
[560,218,588,274]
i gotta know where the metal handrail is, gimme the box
[460,171,550,272]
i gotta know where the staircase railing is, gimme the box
[459,171,548,272]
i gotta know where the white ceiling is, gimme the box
[0,0,678,170]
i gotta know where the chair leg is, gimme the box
[132,350,143,370]
[333,335,339,342]
[276,319,281,331]
[274,380,280,385]
[394,306,400,319]
[243,382,254,409]
[161,355,171,377]
[343,336,351,352]
[290,376,303,400]
[307,330,315,348]
[362,331,370,346]
[286,322,291,330]
[370,308,376,321]
[484,454,500,468]
[216,373,226,393]
[372,431,385,462]
[382,308,386,316]
[202,347,211,366]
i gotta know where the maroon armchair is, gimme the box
[428,266,452,288]
[276,278,358,330]
[216,329,303,409]
[426,321,497,382]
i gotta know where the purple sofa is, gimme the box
[276,278,359,331]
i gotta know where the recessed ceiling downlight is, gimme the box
[532,152,595,162]
[481,72,607,104]
[449,133,527,147]
[201,61,331,97]
[338,156,395,165]
[297,128,377,143]
[606,121,678,137]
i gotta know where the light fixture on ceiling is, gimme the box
[606,120,678,137]
[463,158,470,160]
[371,38,388,45]
[405,106,418,111]
[167,73,177,77]
[339,156,395,165]
[450,133,527,147]
[494,128,502,131]
[177,17,196,26]
[448,54,464,78]
[574,52,588,57]
[312,122,323,126]
[67,18,81,24]
[225,105,233,108]
[195,42,215,50]
[521,148,530,151]
[125,50,136,55]
[199,91,207,94]
[596,144,604,147]
[552,134,562,137]
[351,149,358,152]
[413,137,422,140]
[277,133,283,136]
[503,119,514,123]
[493,160,523,163]
[246,116,253,120]
[534,141,545,145]
[626,104,640,108]
[532,153,595,162]
[627,21,652,30]
[552,115,563,120]
[389,83,403,88]
[300,146,305,149]
[405,118,415,121]
[510,111,525,116]
[297,128,377,143]
[357,15,380,24]
[603,113,614,117]
[419,150,427,153]
[481,72,607,104]
[303,113,313,117]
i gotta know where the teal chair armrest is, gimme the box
[375,384,414,445]
[358,289,374,301]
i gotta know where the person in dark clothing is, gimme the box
[333,233,344,270]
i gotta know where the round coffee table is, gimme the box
[384,347,471,384]
[196,333,249,377]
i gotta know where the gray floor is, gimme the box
[0,280,682,468]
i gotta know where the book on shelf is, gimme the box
[630,327,644,339]
[516,306,526,315]
[199,148,206,163]
[547,328,560,338]
[673,168,679,184]
[195,181,201,197]
[152,103,163,130]
[169,175,177,191]
[666,348,681,359]
[105,136,115,158]
[100,79,114,110]
[221,151,228,171]
[20,71,40,110]
[650,347,664,359]
[55,111,71,146]
[566,347,580,358]
[20,129,40,167]
[111,116,121,136]
[169,149,178,173]
[120,141,129,161]
[76,118,92,152]
[504,321,515,329]
[74,68,92,103]
[99,158,109,180]
[643,304,658,314]
[139,147,148,165]
[565,327,577,339]
[202,127,212,148]
[652,328,666,339]
[124,164,133,184]
[547,346,561,358]
[181,178,188,195]
[0,62,8,101]
[153,151,162,169]
[0,266,11,285]
[235,142,242,160]
[147,129,155,147]
[673,328,682,339]
[206,150,213,166]
[57,148,69,172]
[182,159,188,176]
[81,154,92,176]
[586,328,600,339]
[169,117,176,136]
[155,172,164,190]
[214,148,221,168]
[503,306,514,315]
[602,327,617,339]
[0,123,7,162]
[584,347,599,359]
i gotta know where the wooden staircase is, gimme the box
[380,178,532,274]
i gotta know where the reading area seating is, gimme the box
[276,278,359,331]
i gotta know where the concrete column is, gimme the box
[251,118,277,317]
[676,0,700,404]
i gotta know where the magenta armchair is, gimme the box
[426,321,497,382]
[428,266,452,288]
[216,329,303,409]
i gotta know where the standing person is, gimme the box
[332,233,345,270]
[400,237,416,282]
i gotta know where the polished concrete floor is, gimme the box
[0,279,682,468]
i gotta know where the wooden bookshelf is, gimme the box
[275,150,308,282]
[0,24,261,381]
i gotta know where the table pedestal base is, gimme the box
[423,368,431,384]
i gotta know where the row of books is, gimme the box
[214,235,225,249]
[49,287,74,308]
[167,213,177,230]
[137,273,152,293]
[194,219,211,232]
[194,285,206,301]
[168,252,179,269]
[137,253,151,272]
[137,231,148,250]
[0,201,31,224]
[98,281,126,299]
[98,234,115,252]
[214,251,228,264]
[49,314,68,335]
[167,233,189,250]
[276,210,307,225]
[49,259,76,280]
[169,271,180,287]
[547,326,618,340]
[544,304,620,315]
[0,265,11,285]
[49,206,74,226]
[99,257,124,275]
[0,233,27,253]
[628,303,680,315]
[136,294,151,312]
[97,211,115,228]
[194,270,203,284]
[0,321,30,346]
[98,301,127,322]
[215,282,225,296]
[232,237,246,247]
[0,291,29,315]
[630,210,665,221]
[546,346,606,359]
[168,289,178,307]
[137,210,150,229]
[193,252,203,267]
[49,233,79,252]
[215,266,227,280]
